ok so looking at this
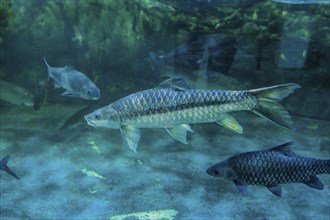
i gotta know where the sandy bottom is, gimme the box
[0,104,329,219]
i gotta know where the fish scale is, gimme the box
[230,151,329,186]
[84,77,300,152]
[207,142,330,196]
[43,58,100,100]
[112,88,254,128]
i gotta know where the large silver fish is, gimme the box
[206,141,330,197]
[84,77,300,152]
[43,58,100,100]
[0,80,33,107]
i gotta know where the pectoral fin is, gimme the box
[61,91,78,97]
[54,82,61,89]
[216,113,243,134]
[166,124,193,144]
[120,125,141,153]
[267,185,282,197]
[233,179,248,194]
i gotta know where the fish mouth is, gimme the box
[90,95,100,100]
[206,168,213,176]
[84,115,96,127]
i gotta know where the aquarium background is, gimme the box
[0,0,329,219]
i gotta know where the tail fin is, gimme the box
[249,83,301,130]
[148,51,164,68]
[0,155,20,179]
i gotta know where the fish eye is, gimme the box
[94,114,101,120]
[87,90,92,96]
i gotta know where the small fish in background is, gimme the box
[33,78,48,111]
[59,104,91,130]
[43,58,101,100]
[271,0,329,4]
[0,79,34,107]
[206,141,330,197]
[0,155,19,180]
[149,34,237,73]
[84,76,300,152]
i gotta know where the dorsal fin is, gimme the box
[269,141,295,156]
[158,76,190,90]
[65,65,74,71]
[1,154,9,165]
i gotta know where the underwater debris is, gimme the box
[110,209,178,220]
[72,25,86,47]
[81,168,105,180]
[88,138,101,154]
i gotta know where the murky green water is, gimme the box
[1,0,329,219]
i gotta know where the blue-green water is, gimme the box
[0,0,329,219]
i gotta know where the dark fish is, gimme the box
[206,142,330,197]
[149,34,237,73]
[0,155,19,179]
[59,104,91,130]
[43,58,101,100]
[271,0,329,4]
[84,77,300,152]
[33,78,48,111]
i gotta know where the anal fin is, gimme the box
[303,175,324,190]
[216,113,243,134]
[166,124,193,144]
[267,184,282,197]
